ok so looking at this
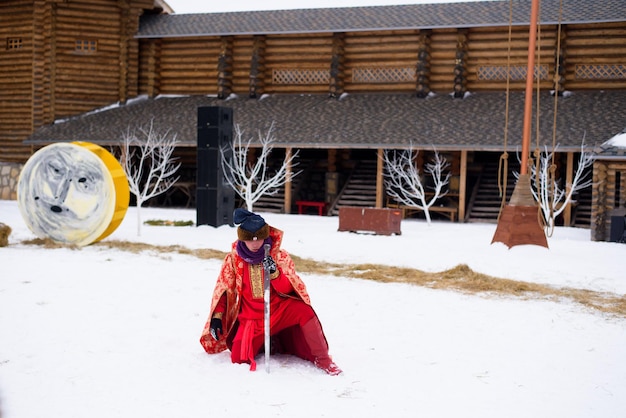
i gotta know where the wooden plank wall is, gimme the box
[231,36,254,96]
[0,1,34,162]
[156,37,221,95]
[344,30,420,93]
[1,0,150,163]
[264,33,334,94]
[2,1,626,165]
[564,23,626,90]
[467,25,557,91]
[591,161,626,241]
[51,0,122,114]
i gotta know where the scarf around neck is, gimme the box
[236,237,272,264]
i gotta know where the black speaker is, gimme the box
[609,216,626,243]
[196,106,235,227]
[198,107,233,149]
[197,185,235,227]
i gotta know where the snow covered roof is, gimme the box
[595,129,626,160]
[606,131,626,148]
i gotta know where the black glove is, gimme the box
[210,317,223,341]
[263,255,277,275]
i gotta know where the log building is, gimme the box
[1,0,625,240]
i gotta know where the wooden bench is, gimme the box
[388,203,458,222]
[164,181,195,208]
[296,200,326,216]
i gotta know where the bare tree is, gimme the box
[121,121,181,235]
[521,142,594,231]
[383,145,450,224]
[221,124,300,211]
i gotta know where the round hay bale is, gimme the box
[0,222,11,247]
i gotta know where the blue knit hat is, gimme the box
[233,208,269,241]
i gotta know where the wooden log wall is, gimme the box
[231,36,255,96]
[140,22,626,100]
[138,38,162,97]
[427,29,458,94]
[2,1,626,166]
[247,35,266,98]
[343,30,421,93]
[44,0,142,114]
[217,36,233,98]
[151,36,220,95]
[1,0,150,163]
[466,25,557,92]
[329,32,345,97]
[263,33,334,94]
[415,30,431,97]
[0,1,35,162]
[564,23,626,90]
[591,161,626,241]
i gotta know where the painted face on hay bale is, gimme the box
[17,142,128,246]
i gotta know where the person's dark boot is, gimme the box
[301,317,342,376]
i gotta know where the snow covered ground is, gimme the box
[1,199,625,418]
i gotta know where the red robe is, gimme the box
[199,226,327,368]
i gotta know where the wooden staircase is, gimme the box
[570,184,592,228]
[465,162,592,228]
[252,159,313,213]
[465,161,516,223]
[328,160,377,216]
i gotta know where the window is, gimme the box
[75,39,97,54]
[7,38,22,50]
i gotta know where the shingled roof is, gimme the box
[27,90,626,152]
[137,0,626,38]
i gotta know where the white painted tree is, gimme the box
[522,142,594,231]
[221,124,300,211]
[121,121,181,236]
[383,145,450,225]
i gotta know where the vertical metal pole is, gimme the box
[263,243,271,373]
[521,0,540,176]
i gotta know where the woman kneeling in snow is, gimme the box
[200,208,342,376]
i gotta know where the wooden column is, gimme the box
[553,26,567,95]
[416,29,431,98]
[453,29,468,98]
[376,149,384,208]
[218,36,233,99]
[284,147,293,214]
[117,0,131,103]
[326,149,339,206]
[329,32,345,98]
[145,39,162,98]
[249,35,266,98]
[459,150,467,221]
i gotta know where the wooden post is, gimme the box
[218,37,233,99]
[453,29,468,98]
[459,150,467,221]
[416,29,431,98]
[329,33,345,98]
[249,35,266,98]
